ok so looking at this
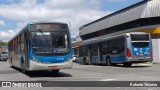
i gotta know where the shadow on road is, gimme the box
[26,71,72,78]
[10,66,72,78]
[112,64,152,68]
[77,63,151,68]
[0,60,7,62]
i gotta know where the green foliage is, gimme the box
[0,42,8,46]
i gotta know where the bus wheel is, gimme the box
[106,57,111,66]
[123,63,132,67]
[51,70,59,74]
[75,59,77,63]
[22,69,28,74]
[83,58,88,65]
[21,64,28,74]
[111,63,117,66]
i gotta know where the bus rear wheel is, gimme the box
[22,69,28,74]
[51,70,59,74]
[106,57,111,66]
[123,63,132,67]
[83,58,88,65]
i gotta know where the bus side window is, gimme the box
[79,47,82,57]
[14,38,18,55]
[102,41,110,55]
[118,37,125,53]
[17,35,21,54]
[110,39,118,54]
[86,46,88,56]
[92,44,98,56]
[9,42,13,52]
[81,46,88,56]
[21,33,25,54]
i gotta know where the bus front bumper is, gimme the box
[29,59,73,71]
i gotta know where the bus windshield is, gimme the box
[31,31,70,55]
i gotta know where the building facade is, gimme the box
[79,0,160,63]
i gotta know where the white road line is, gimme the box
[100,79,116,81]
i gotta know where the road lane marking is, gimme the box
[100,79,116,81]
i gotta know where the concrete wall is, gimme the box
[152,39,160,63]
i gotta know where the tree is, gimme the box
[0,42,8,46]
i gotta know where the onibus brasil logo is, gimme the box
[2,82,42,87]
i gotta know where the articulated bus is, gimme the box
[8,22,73,73]
[79,32,153,67]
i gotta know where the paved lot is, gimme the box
[0,61,160,90]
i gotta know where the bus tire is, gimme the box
[123,63,132,67]
[106,57,111,66]
[21,63,28,74]
[83,57,88,65]
[51,70,59,74]
[89,58,92,65]
[75,59,77,63]
[22,69,28,74]
[111,63,117,66]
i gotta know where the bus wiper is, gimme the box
[38,29,50,41]
[37,29,51,52]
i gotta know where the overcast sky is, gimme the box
[0,0,143,42]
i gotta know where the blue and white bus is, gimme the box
[79,32,153,67]
[8,22,73,73]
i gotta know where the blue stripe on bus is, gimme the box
[92,56,99,63]
[102,55,125,63]
[102,57,106,63]
[92,55,126,64]
[110,55,125,63]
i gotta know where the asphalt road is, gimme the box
[0,61,160,90]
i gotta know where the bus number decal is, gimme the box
[57,58,64,60]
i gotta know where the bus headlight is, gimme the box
[33,56,41,63]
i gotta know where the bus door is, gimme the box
[111,38,124,63]
[91,44,99,64]
[24,31,29,69]
[119,37,125,62]
[88,46,92,64]
[110,39,120,63]
[98,43,103,64]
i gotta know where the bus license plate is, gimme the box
[48,66,58,70]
